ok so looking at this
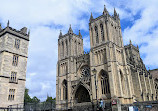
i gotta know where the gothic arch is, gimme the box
[98,69,111,99]
[99,21,105,41]
[91,27,94,46]
[119,70,125,95]
[94,25,99,44]
[62,79,68,100]
[74,84,91,103]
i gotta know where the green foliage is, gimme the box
[32,96,40,103]
[24,88,40,103]
[46,96,56,102]
[24,88,32,104]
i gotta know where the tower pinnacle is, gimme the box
[68,24,73,34]
[103,5,108,15]
[59,30,62,36]
[79,30,82,37]
[7,20,9,27]
[28,30,30,36]
[130,40,132,44]
[114,8,117,16]
[0,23,2,30]
[89,12,94,22]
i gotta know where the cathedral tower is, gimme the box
[89,5,133,104]
[56,26,84,110]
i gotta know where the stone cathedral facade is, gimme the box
[56,6,157,110]
[0,22,29,107]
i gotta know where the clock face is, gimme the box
[81,66,90,78]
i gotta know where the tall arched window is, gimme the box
[95,26,99,44]
[75,41,77,55]
[62,42,64,57]
[66,40,68,56]
[120,70,125,94]
[63,80,68,100]
[100,70,110,95]
[91,28,94,46]
[100,24,104,41]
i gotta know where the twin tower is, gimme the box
[56,6,156,110]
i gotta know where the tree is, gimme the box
[46,96,55,103]
[32,96,40,103]
[24,88,32,104]
[24,88,40,104]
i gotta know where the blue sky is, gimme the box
[0,0,158,101]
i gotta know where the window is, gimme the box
[12,55,19,66]
[8,89,15,101]
[62,42,64,57]
[15,39,20,49]
[10,72,17,83]
[101,71,110,95]
[120,70,125,94]
[141,92,144,101]
[63,80,68,100]
[91,28,94,45]
[95,26,99,44]
[100,24,104,41]
[66,40,68,56]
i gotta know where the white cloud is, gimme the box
[83,36,90,50]
[0,0,158,101]
[122,0,158,68]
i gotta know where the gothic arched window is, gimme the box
[100,71,110,94]
[120,70,125,94]
[91,28,94,46]
[66,40,68,56]
[63,80,68,100]
[75,40,77,55]
[95,26,99,44]
[100,24,104,41]
[62,42,64,57]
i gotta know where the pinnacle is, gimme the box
[79,30,82,37]
[0,23,1,29]
[103,5,108,15]
[7,20,9,27]
[130,40,132,44]
[59,30,62,36]
[89,12,94,22]
[114,8,117,16]
[68,24,73,34]
[28,29,30,36]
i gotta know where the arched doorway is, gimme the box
[75,85,90,103]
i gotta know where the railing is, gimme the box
[0,101,56,111]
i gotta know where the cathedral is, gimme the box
[56,6,157,110]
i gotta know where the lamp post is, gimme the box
[92,68,98,110]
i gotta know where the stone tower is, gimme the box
[89,5,133,104]
[56,25,84,110]
[0,21,29,107]
[56,6,157,111]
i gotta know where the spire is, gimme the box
[130,40,132,44]
[7,20,9,27]
[114,8,117,17]
[68,24,73,34]
[0,23,2,30]
[89,12,94,22]
[59,30,62,36]
[28,29,30,36]
[79,30,82,37]
[103,5,108,15]
[137,45,139,49]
